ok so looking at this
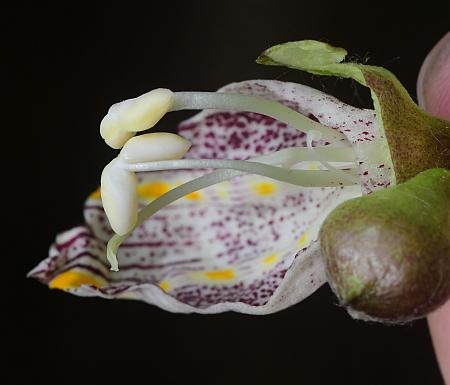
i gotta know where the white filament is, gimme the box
[172,92,348,143]
[306,130,359,184]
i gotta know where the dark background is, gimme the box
[10,2,448,384]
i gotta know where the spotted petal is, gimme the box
[29,80,383,314]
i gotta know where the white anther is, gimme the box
[101,158,138,235]
[100,88,175,149]
[119,132,191,164]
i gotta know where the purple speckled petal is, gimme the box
[62,241,326,314]
[29,79,383,314]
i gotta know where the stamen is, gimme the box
[100,91,362,269]
[172,92,348,143]
[106,148,357,270]
[100,89,351,149]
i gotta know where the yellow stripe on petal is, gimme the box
[137,181,170,199]
[204,269,235,280]
[185,191,203,200]
[298,231,309,247]
[307,162,320,171]
[159,281,170,292]
[253,182,276,196]
[216,181,230,200]
[262,253,278,264]
[89,188,102,200]
[49,271,106,290]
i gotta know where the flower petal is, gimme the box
[61,241,327,314]
[30,79,370,313]
[31,168,360,313]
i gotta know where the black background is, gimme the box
[10,2,448,384]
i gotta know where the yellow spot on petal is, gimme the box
[159,281,170,292]
[216,181,230,200]
[298,231,309,247]
[262,253,278,264]
[89,188,101,200]
[204,269,235,280]
[49,271,105,290]
[185,191,202,200]
[254,182,276,196]
[138,181,170,199]
[307,162,320,171]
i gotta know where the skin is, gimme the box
[417,32,450,385]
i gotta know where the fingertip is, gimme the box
[417,31,450,120]
[419,31,450,384]
[428,298,450,384]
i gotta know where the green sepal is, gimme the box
[257,40,450,183]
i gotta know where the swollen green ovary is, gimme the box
[320,168,450,323]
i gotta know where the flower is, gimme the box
[29,40,450,318]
